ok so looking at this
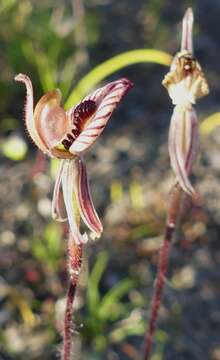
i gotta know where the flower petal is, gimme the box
[185,109,199,173]
[168,107,197,195]
[68,78,133,155]
[181,8,194,53]
[34,90,68,149]
[14,73,49,154]
[61,160,88,244]
[52,160,67,222]
[75,157,103,239]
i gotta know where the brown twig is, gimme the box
[63,238,83,360]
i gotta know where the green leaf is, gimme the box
[98,279,134,320]
[21,39,57,92]
[109,321,145,343]
[200,112,220,135]
[87,251,109,315]
[65,49,172,108]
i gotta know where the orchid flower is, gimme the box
[162,8,209,196]
[15,74,132,243]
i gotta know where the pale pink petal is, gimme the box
[34,90,69,150]
[68,78,133,155]
[185,109,199,173]
[181,8,194,53]
[61,160,88,244]
[14,73,49,154]
[168,107,196,195]
[52,160,67,222]
[75,157,103,239]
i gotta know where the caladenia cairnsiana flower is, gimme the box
[14,74,132,243]
[162,7,209,197]
[143,8,209,360]
[15,73,133,360]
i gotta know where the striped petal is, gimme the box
[74,157,103,239]
[68,78,133,155]
[181,8,194,53]
[168,107,198,195]
[61,160,88,245]
[51,160,67,222]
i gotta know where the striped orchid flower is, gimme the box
[15,74,132,244]
[162,8,209,196]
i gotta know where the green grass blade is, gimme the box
[87,251,109,314]
[65,49,172,108]
[200,112,220,135]
[98,279,134,320]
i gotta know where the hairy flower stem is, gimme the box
[143,185,189,359]
[63,239,83,360]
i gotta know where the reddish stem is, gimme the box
[143,224,174,360]
[63,240,83,360]
[143,185,187,359]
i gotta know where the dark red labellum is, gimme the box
[73,100,97,130]
[62,100,97,150]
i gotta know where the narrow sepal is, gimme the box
[168,106,198,195]
[61,160,88,244]
[75,157,103,239]
[51,160,67,222]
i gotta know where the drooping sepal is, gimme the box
[168,106,199,196]
[75,157,103,239]
[61,160,88,245]
[51,160,67,222]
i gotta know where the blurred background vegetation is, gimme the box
[1,0,220,359]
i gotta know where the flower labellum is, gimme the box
[162,8,209,196]
[15,74,133,243]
